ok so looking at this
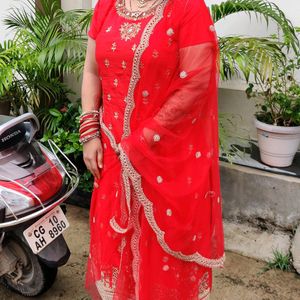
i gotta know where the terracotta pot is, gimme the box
[254,117,300,167]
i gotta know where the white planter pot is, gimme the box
[254,117,300,167]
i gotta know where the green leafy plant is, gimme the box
[0,40,15,98]
[41,102,82,158]
[5,0,89,76]
[211,0,299,81]
[264,249,293,272]
[41,102,93,193]
[0,38,71,116]
[77,171,94,194]
[2,0,83,115]
[0,40,30,114]
[246,55,300,126]
[218,113,252,161]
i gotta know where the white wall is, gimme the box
[62,0,92,10]
[0,0,22,43]
[61,0,93,100]
[206,0,300,37]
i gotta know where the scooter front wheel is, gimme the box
[1,236,58,297]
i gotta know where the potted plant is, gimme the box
[246,55,300,167]
[209,0,299,157]
[2,0,82,117]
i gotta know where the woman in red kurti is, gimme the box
[80,0,225,299]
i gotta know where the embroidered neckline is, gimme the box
[116,0,166,20]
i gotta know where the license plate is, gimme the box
[23,206,69,254]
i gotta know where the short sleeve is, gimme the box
[179,0,217,48]
[88,0,102,40]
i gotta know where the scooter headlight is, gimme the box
[0,186,34,216]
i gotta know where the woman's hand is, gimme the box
[83,138,103,188]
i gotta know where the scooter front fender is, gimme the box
[37,234,70,268]
[11,229,70,268]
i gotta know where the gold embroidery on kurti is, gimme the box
[205,191,216,198]
[142,98,149,105]
[120,22,142,41]
[95,268,119,300]
[106,26,112,32]
[131,44,137,52]
[111,42,117,52]
[116,0,165,20]
[122,60,127,69]
[142,90,149,97]
[152,49,159,58]
[122,2,166,139]
[198,272,210,299]
[154,82,161,90]
[130,194,142,296]
[104,59,110,68]
[165,68,172,77]
[166,28,174,36]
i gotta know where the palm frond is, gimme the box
[211,0,299,52]
[63,9,93,33]
[0,40,23,96]
[4,0,89,77]
[36,0,61,19]
[219,36,286,81]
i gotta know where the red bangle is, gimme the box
[80,128,99,138]
[80,112,99,124]
[79,121,99,133]
[79,131,100,144]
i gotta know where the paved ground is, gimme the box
[1,205,300,300]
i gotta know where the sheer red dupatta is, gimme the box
[119,0,225,267]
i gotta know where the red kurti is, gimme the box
[85,0,225,299]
